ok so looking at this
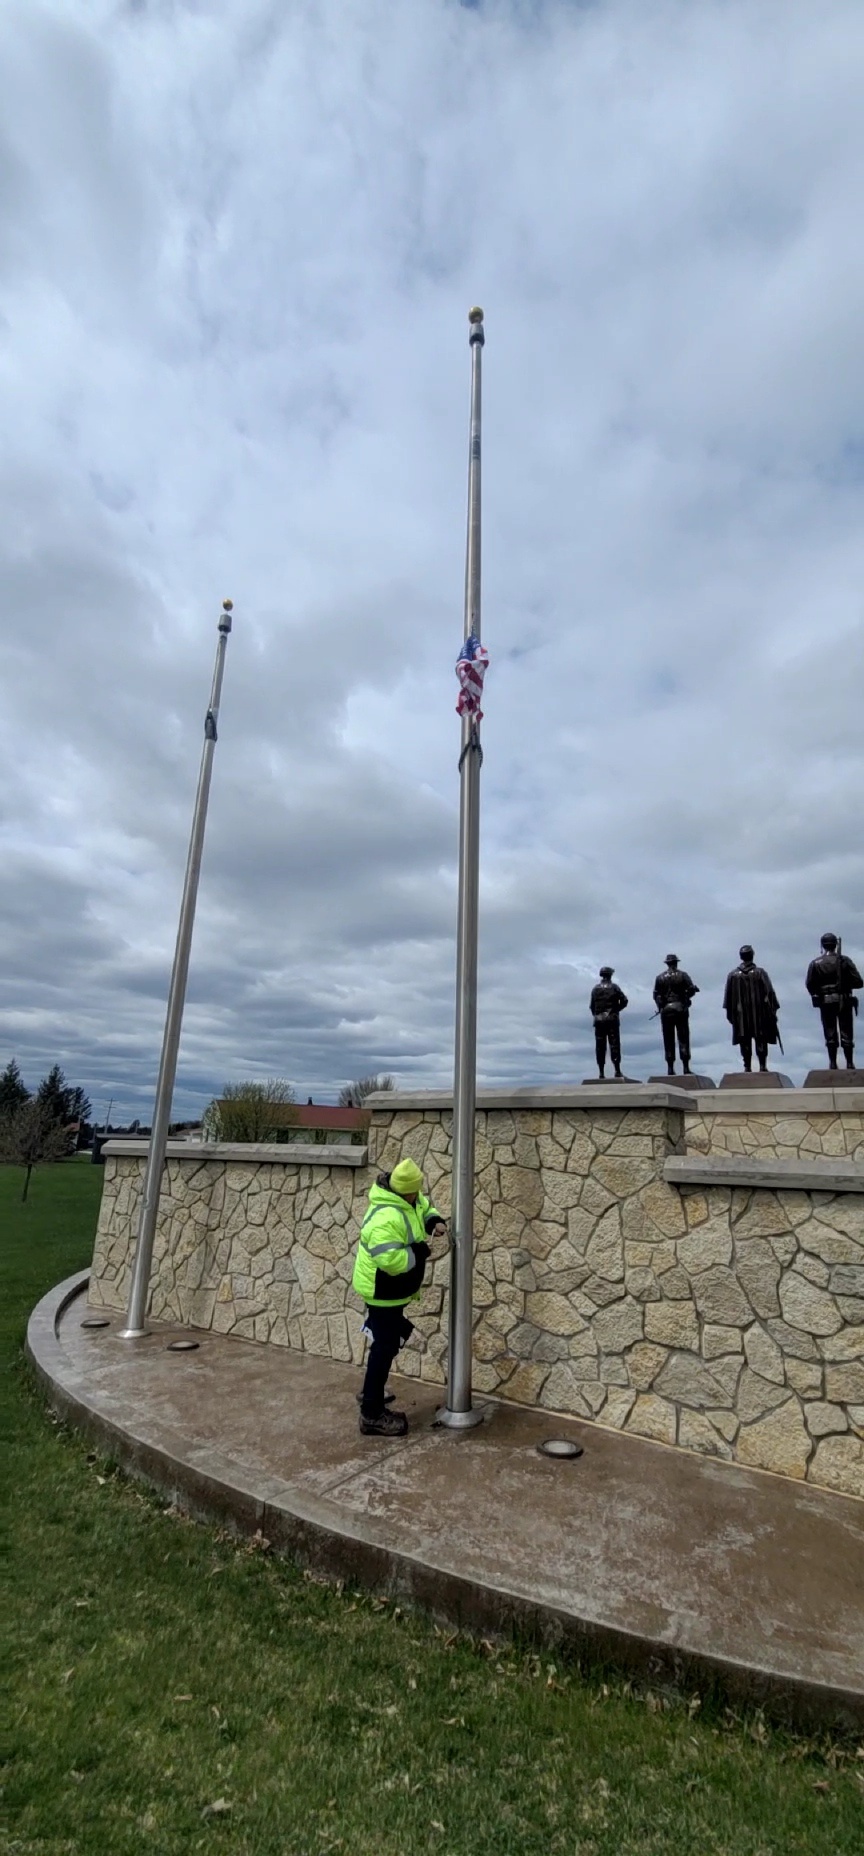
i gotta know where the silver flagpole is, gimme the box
[439,307,486,1428]
[120,599,234,1339]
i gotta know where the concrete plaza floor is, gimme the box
[27,1272,864,1730]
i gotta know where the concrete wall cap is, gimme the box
[690,1089,861,1114]
[342,1086,864,1114]
[665,1154,864,1194]
[102,1141,368,1167]
[365,1086,685,1111]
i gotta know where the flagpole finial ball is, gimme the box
[222,598,233,612]
[468,306,484,323]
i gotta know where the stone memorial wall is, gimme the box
[685,1092,864,1161]
[90,1086,864,1502]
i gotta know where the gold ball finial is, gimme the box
[468,306,484,323]
[222,598,233,611]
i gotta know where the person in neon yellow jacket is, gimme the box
[353,1157,446,1436]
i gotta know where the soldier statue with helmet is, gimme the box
[805,933,863,1072]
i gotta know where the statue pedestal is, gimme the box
[580,1076,641,1086]
[719,1072,793,1089]
[804,1069,864,1088]
[647,1074,715,1091]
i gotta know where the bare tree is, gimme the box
[0,1101,72,1201]
[203,1079,298,1143]
[338,1074,395,1108]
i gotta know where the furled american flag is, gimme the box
[455,634,489,720]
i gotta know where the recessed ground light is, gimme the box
[80,1317,110,1330]
[537,1438,583,1460]
[166,1339,200,1353]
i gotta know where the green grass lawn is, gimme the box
[2,1161,864,1855]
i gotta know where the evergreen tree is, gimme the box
[34,1066,92,1152]
[36,1064,72,1124]
[67,1084,93,1135]
[0,1059,29,1120]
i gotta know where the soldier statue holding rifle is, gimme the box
[653,954,699,1076]
[805,933,863,1071]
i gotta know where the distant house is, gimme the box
[287,1104,369,1145]
[214,1101,369,1146]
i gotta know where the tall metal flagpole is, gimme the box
[439,307,486,1428]
[120,599,234,1339]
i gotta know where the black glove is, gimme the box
[425,1214,446,1236]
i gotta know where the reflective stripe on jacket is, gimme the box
[352,1182,440,1307]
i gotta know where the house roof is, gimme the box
[216,1100,369,1131]
[287,1104,369,1130]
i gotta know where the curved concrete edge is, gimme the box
[25,1273,864,1735]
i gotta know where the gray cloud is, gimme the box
[2,0,864,1120]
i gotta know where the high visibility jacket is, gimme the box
[352,1181,441,1307]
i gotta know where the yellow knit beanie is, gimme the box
[389,1157,423,1197]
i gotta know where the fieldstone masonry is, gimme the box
[90,1088,864,1502]
[687,1094,864,1162]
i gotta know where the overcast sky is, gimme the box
[2,0,864,1121]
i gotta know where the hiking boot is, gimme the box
[355,1390,395,1406]
[359,1408,409,1437]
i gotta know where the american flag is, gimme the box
[455,634,489,720]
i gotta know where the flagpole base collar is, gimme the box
[117,1326,150,1340]
[434,1404,487,1430]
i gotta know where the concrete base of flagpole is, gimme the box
[434,1404,487,1430]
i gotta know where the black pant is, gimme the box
[661,1010,690,1068]
[594,1019,621,1073]
[820,1001,855,1066]
[740,1036,768,1071]
[360,1305,413,1417]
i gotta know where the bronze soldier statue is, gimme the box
[590,966,628,1080]
[723,945,780,1073]
[653,954,699,1076]
[805,933,863,1070]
